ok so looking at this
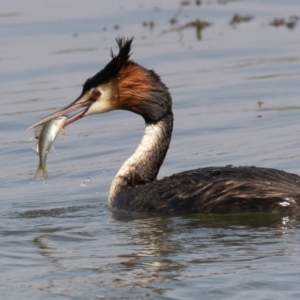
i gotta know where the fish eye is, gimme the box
[91,89,101,99]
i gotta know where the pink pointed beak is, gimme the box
[26,99,93,130]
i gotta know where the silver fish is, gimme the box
[29,126,42,155]
[31,126,43,155]
[34,116,67,180]
[32,125,60,155]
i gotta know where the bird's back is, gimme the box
[111,166,300,214]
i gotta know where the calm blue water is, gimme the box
[1,0,300,299]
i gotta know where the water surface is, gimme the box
[1,0,300,299]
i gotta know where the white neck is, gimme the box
[108,114,173,206]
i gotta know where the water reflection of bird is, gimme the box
[27,38,300,214]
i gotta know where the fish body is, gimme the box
[34,116,67,180]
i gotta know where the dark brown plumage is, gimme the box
[113,166,300,214]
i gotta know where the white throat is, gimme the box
[108,119,169,206]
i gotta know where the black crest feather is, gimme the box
[82,37,133,93]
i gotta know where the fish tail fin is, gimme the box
[43,168,48,181]
[34,165,48,181]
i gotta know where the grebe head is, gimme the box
[27,37,172,130]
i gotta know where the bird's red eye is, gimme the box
[91,89,101,99]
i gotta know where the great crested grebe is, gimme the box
[28,37,300,214]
